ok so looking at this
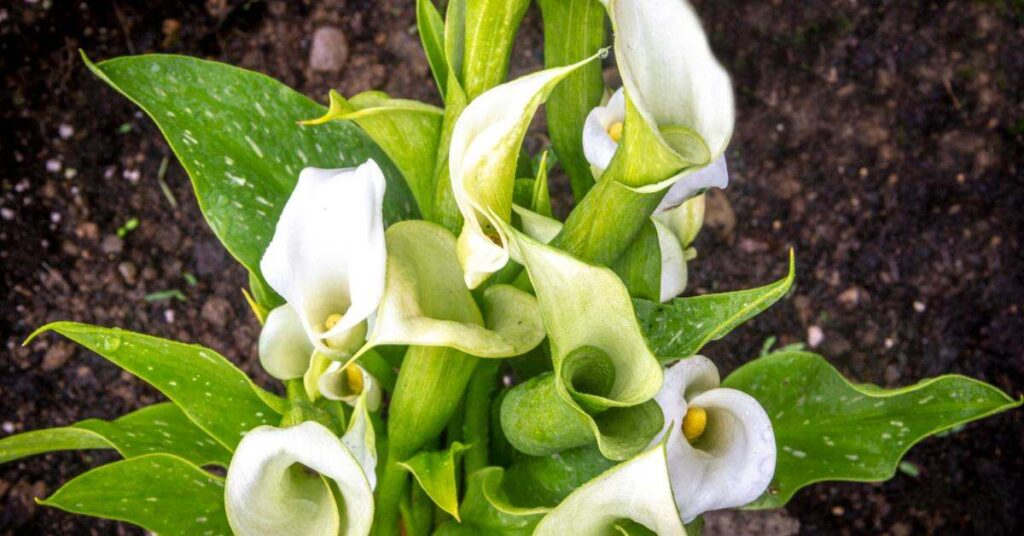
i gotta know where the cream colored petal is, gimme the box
[655,156,729,213]
[582,88,626,172]
[653,219,688,303]
[341,392,379,490]
[258,304,314,380]
[224,422,374,536]
[534,442,686,535]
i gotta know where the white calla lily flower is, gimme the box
[583,88,730,209]
[652,356,776,521]
[260,160,387,358]
[225,421,375,536]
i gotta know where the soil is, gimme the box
[1,0,1022,534]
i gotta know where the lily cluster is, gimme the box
[231,0,771,533]
[3,0,1019,535]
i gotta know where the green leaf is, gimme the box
[83,53,418,306]
[29,322,283,451]
[462,0,531,99]
[723,350,1023,508]
[417,0,449,99]
[40,453,230,536]
[0,403,230,467]
[399,442,469,519]
[0,428,108,465]
[532,152,553,218]
[536,0,606,200]
[76,403,231,466]
[635,250,795,359]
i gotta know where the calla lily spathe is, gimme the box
[583,87,730,210]
[450,55,601,289]
[224,408,377,536]
[652,356,776,521]
[259,160,387,359]
[599,0,734,192]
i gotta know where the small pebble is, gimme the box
[100,235,124,255]
[309,27,349,73]
[807,325,824,347]
[912,300,926,313]
[58,123,74,139]
[45,159,61,173]
[118,261,138,285]
[1,422,14,434]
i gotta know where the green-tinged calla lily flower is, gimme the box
[450,52,604,289]
[533,441,686,535]
[652,356,776,521]
[259,160,386,362]
[588,0,734,195]
[350,220,545,361]
[499,226,664,460]
[224,397,378,536]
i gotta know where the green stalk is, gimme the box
[462,360,501,474]
[537,0,606,201]
[373,345,478,536]
[553,176,663,266]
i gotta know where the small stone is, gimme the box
[100,235,124,255]
[2,422,14,434]
[807,325,824,348]
[45,158,61,173]
[41,341,74,371]
[58,123,74,139]
[118,261,138,285]
[912,300,926,313]
[0,208,14,221]
[309,27,349,73]
[837,287,863,306]
[884,364,901,384]
[201,296,233,329]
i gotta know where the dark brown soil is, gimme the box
[2,0,1021,534]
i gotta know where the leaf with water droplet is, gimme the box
[724,350,1021,508]
[28,322,285,452]
[82,52,419,309]
[40,453,230,535]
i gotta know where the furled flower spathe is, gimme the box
[583,88,730,210]
[224,416,377,536]
[652,356,776,521]
[259,160,387,359]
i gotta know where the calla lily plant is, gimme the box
[4,1,1019,536]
